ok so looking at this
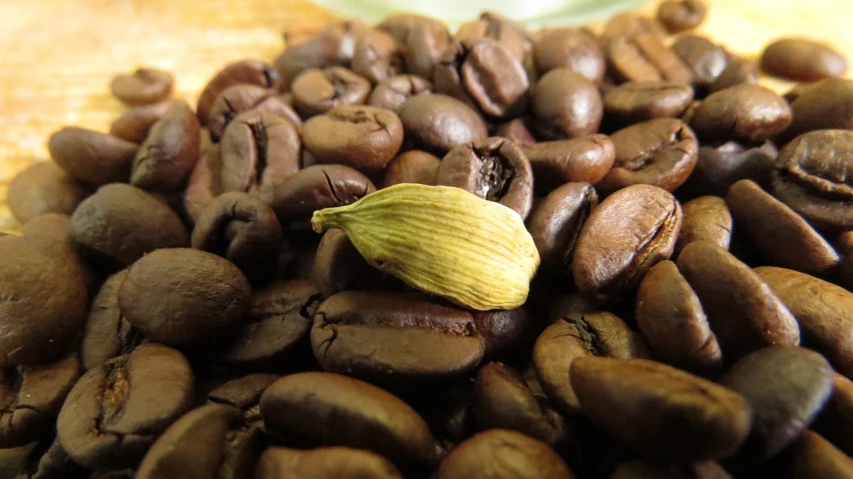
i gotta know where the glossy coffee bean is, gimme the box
[274,20,365,89]
[313,229,397,297]
[109,100,175,144]
[606,32,693,84]
[708,56,760,94]
[398,94,488,154]
[368,74,433,112]
[207,84,301,142]
[689,84,791,143]
[131,100,200,192]
[671,35,728,87]
[80,270,144,371]
[7,162,90,224]
[255,446,403,479]
[760,38,847,82]
[110,67,173,106]
[604,81,694,126]
[291,67,371,118]
[351,28,403,84]
[494,118,538,147]
[206,373,279,424]
[377,13,451,79]
[196,60,281,124]
[719,346,834,462]
[57,344,194,470]
[656,0,708,34]
[48,127,138,185]
[530,68,603,140]
[682,140,776,198]
[522,135,615,192]
[783,79,853,142]
[380,150,440,188]
[526,182,598,274]
[533,27,604,83]
[454,12,533,62]
[674,196,732,256]
[572,357,751,462]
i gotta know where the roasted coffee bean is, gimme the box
[433,39,529,118]
[606,32,693,84]
[760,38,847,82]
[597,118,698,194]
[368,74,433,111]
[191,192,282,286]
[494,118,538,147]
[604,81,694,126]
[674,196,732,256]
[291,67,371,118]
[196,60,281,124]
[110,67,173,106]
[260,372,439,466]
[136,404,264,479]
[255,446,404,479]
[677,241,800,359]
[600,13,667,44]
[15,436,88,479]
[573,184,682,299]
[131,100,200,192]
[380,150,440,188]
[473,307,532,359]
[377,13,450,79]
[262,164,375,231]
[719,346,834,462]
[782,79,853,142]
[398,94,488,153]
[455,13,532,62]
[636,260,722,376]
[756,267,853,378]
[435,137,534,218]
[207,373,279,423]
[302,105,404,173]
[814,374,853,456]
[771,130,853,231]
[80,270,144,371]
[572,357,751,462]
[313,229,396,297]
[19,214,99,297]
[219,110,301,195]
[657,0,708,34]
[0,235,88,367]
[109,100,175,144]
[0,443,38,479]
[530,68,603,140]
[183,142,221,222]
[708,56,760,94]
[532,311,653,414]
[0,353,79,448]
[48,127,138,185]
[57,344,194,470]
[533,27,604,83]
[220,280,322,368]
[7,162,90,224]
[727,180,838,275]
[775,430,853,479]
[274,20,366,89]
[610,460,731,479]
[522,135,615,192]
[671,35,728,87]
[351,28,403,84]
[689,84,792,143]
[681,140,776,197]
[20,213,73,244]
[70,184,189,268]
[311,292,486,383]
[527,182,598,274]
[207,84,301,142]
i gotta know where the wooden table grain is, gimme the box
[1,0,851,233]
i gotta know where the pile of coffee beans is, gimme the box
[4,0,853,477]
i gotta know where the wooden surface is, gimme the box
[1,0,852,233]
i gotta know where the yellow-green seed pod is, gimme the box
[311,183,540,311]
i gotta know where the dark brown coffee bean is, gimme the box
[719,346,834,462]
[657,0,708,34]
[191,192,281,286]
[311,292,486,383]
[220,280,322,368]
[434,429,576,479]
[771,130,853,232]
[196,60,281,124]
[110,67,173,106]
[136,404,264,479]
[48,127,138,185]
[455,13,532,62]
[728,180,839,275]
[606,32,693,84]
[207,84,301,142]
[527,182,598,274]
[0,235,88,367]
[274,20,366,90]
[494,118,538,147]
[207,373,279,424]
[533,27,604,83]
[351,28,403,84]
[260,372,439,466]
[636,260,722,376]
[689,84,792,143]
[377,13,451,79]
[756,267,853,379]
[313,229,396,297]
[530,68,603,140]
[183,142,221,222]
[109,100,175,144]
[131,100,200,192]
[783,79,853,142]
[532,311,653,414]
[473,307,532,359]
[368,74,433,112]
[610,460,731,479]
[600,13,668,44]
[255,446,403,479]
[573,185,682,298]
[760,38,847,82]
[597,118,698,194]
[380,150,440,188]
[604,81,694,126]
[7,162,90,224]
[675,196,732,256]
[0,353,79,448]
[219,110,301,195]
[671,35,728,87]
[815,374,853,456]
[708,56,760,94]
[57,344,194,470]
[677,241,800,359]
[572,357,751,462]
[14,436,88,479]
[291,67,371,118]
[302,105,404,174]
[119,248,251,348]
[0,443,38,479]
[80,270,144,371]
[70,184,189,268]
[682,140,777,197]
[398,94,488,154]
[522,135,615,192]
[775,430,853,479]
[435,137,534,218]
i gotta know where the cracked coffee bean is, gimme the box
[207,84,301,142]
[377,13,450,80]
[367,74,433,111]
[196,60,281,124]
[674,195,733,255]
[291,67,371,118]
[274,20,366,90]
[207,373,279,425]
[351,28,403,84]
[80,270,145,371]
[606,31,693,84]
